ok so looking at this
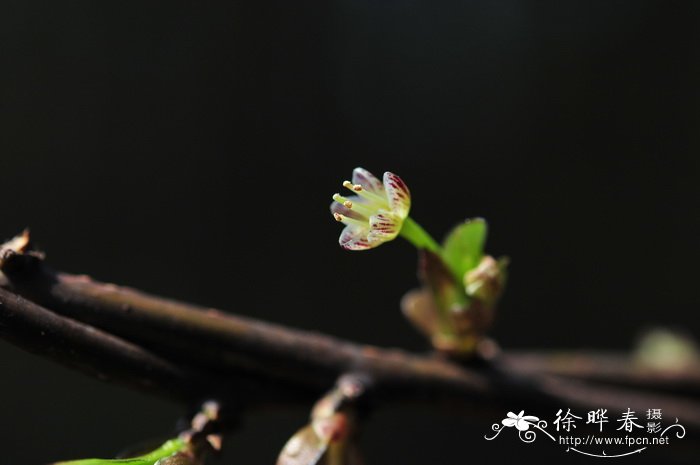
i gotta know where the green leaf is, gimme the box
[441,218,488,280]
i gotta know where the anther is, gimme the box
[333,213,344,222]
[333,193,354,209]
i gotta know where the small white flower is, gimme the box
[502,411,539,431]
[331,167,411,250]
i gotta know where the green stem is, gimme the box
[399,217,441,253]
[54,438,186,465]
[137,439,186,463]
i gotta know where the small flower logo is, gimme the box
[331,167,411,250]
[502,411,540,431]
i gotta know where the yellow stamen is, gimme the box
[333,194,356,210]
[333,193,348,203]
[334,213,368,228]
[343,181,389,208]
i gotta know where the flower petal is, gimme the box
[515,419,531,431]
[522,415,539,423]
[352,167,385,194]
[339,225,373,250]
[502,418,517,427]
[367,212,402,241]
[507,412,518,419]
[383,172,411,218]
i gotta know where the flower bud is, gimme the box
[464,255,508,307]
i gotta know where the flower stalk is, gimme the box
[399,216,441,253]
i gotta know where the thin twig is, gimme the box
[500,351,700,398]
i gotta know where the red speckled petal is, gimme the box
[383,172,411,217]
[339,225,373,250]
[368,211,401,241]
[352,167,385,194]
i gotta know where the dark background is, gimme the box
[1,1,698,464]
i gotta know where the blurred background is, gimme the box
[1,1,698,463]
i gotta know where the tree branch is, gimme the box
[1,246,699,433]
[0,286,195,401]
